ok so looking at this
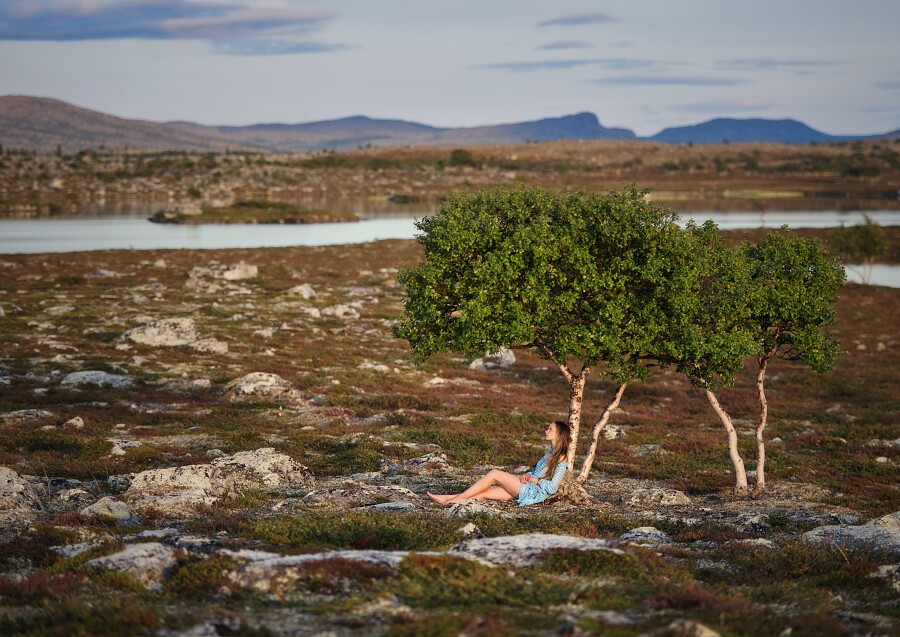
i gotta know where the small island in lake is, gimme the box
[148,199,359,224]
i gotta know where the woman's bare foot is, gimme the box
[426,492,452,504]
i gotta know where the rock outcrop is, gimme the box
[225,372,301,402]
[61,371,133,388]
[804,512,900,553]
[80,496,143,526]
[85,543,179,589]
[448,533,622,567]
[0,466,43,512]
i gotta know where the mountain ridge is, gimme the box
[0,95,894,154]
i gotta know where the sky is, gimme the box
[0,0,898,137]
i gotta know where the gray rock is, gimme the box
[603,424,627,440]
[0,466,43,511]
[803,512,900,553]
[57,488,93,503]
[288,283,316,299]
[80,497,142,526]
[63,416,85,429]
[61,370,133,388]
[620,527,673,545]
[212,447,312,489]
[165,534,222,555]
[303,483,418,508]
[1,409,54,422]
[225,372,301,402]
[190,337,228,354]
[321,303,360,320]
[398,452,451,473]
[449,533,623,567]
[123,317,198,347]
[870,564,900,592]
[443,500,505,519]
[368,501,417,512]
[222,262,258,281]
[85,543,179,589]
[52,541,103,558]
[624,488,691,507]
[655,619,721,637]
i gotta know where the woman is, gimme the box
[427,420,571,506]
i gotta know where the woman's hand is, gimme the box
[519,473,531,484]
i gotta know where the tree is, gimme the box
[741,230,845,494]
[649,221,758,495]
[449,148,478,168]
[828,215,886,284]
[393,185,683,487]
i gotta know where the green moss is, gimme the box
[165,556,237,598]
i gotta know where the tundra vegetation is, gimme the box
[0,198,898,634]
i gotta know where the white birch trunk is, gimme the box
[576,383,627,484]
[704,389,749,496]
[754,359,769,493]
[564,370,589,470]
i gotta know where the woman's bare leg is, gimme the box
[472,486,514,502]
[445,469,520,504]
[426,492,454,504]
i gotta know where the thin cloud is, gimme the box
[876,80,900,90]
[536,40,592,50]
[591,75,744,86]
[674,98,775,113]
[717,58,838,70]
[480,58,659,73]
[0,1,335,43]
[538,12,616,27]
[213,39,348,56]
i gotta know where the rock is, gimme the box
[449,533,623,567]
[321,304,360,320]
[368,501,417,512]
[63,416,85,429]
[620,527,673,545]
[225,549,408,593]
[736,513,773,533]
[61,370,133,388]
[632,443,665,456]
[85,543,179,589]
[423,376,449,387]
[0,466,43,511]
[80,497,143,526]
[459,523,485,539]
[869,564,900,592]
[52,541,104,558]
[803,512,900,553]
[123,449,312,514]
[222,262,258,281]
[398,452,451,473]
[624,488,691,507]
[731,538,775,549]
[0,408,54,422]
[655,619,721,637]
[603,424,627,440]
[57,488,93,503]
[485,348,516,368]
[225,372,301,402]
[123,317,198,347]
[288,283,316,299]
[443,500,504,519]
[165,534,222,555]
[190,337,228,354]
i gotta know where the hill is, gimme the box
[0,96,254,154]
[649,118,866,145]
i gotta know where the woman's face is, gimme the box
[544,422,558,444]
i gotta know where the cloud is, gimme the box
[876,80,900,90]
[480,58,658,73]
[590,75,744,86]
[213,39,348,56]
[538,12,616,27]
[673,98,776,114]
[0,1,337,49]
[536,40,591,50]
[716,58,838,70]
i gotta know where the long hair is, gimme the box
[543,420,572,480]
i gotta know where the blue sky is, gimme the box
[0,0,898,136]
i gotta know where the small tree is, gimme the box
[394,185,682,487]
[828,215,886,284]
[650,221,758,495]
[741,230,845,494]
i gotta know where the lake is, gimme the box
[1,204,898,255]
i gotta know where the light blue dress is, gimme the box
[516,449,568,506]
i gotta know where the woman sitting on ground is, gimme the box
[427,420,571,506]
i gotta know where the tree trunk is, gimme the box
[564,369,590,470]
[576,383,627,484]
[754,359,769,495]
[704,389,749,496]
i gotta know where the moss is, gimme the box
[164,556,237,598]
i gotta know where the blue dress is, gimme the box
[516,449,568,506]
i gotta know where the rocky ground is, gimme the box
[0,238,898,636]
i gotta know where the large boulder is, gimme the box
[222,262,258,281]
[85,543,179,589]
[804,512,900,553]
[121,449,312,515]
[448,533,622,567]
[0,467,43,511]
[80,496,143,526]
[123,318,198,347]
[61,371,133,388]
[225,372,301,402]
[302,483,419,508]
[623,488,691,507]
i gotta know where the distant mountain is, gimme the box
[173,111,635,151]
[649,118,866,144]
[0,96,893,153]
[0,96,253,153]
